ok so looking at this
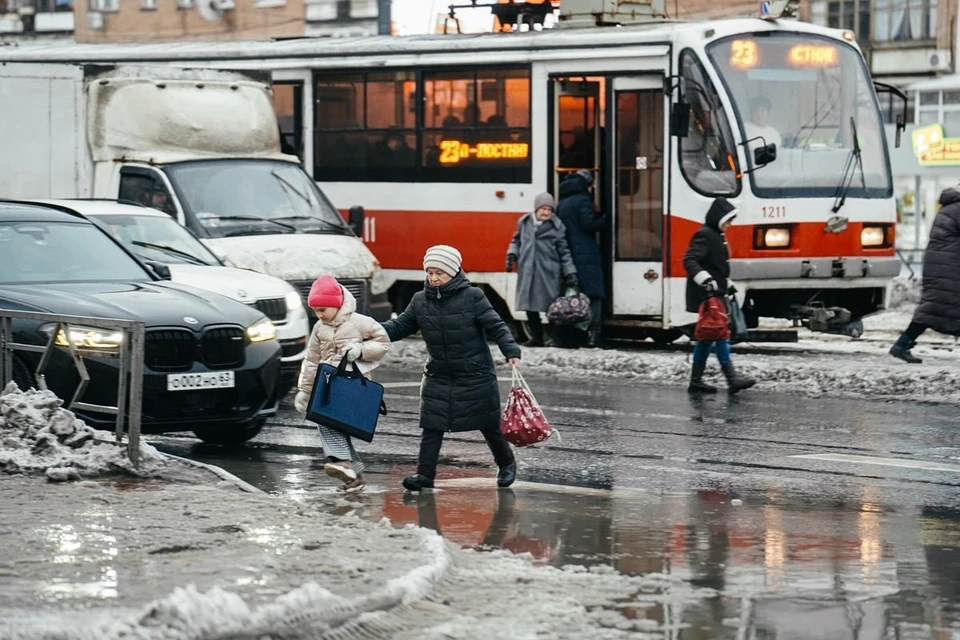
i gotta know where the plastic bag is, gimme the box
[500,368,559,447]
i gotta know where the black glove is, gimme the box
[565,273,579,289]
[703,278,718,295]
[506,253,517,273]
[727,284,737,295]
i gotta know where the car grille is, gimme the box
[253,298,287,324]
[145,330,195,371]
[144,326,246,372]
[291,279,367,310]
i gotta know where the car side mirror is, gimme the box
[670,102,690,138]
[145,261,172,280]
[348,205,365,238]
[754,143,777,167]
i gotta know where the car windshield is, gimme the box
[91,213,220,266]
[163,159,349,239]
[706,33,892,198]
[0,220,150,284]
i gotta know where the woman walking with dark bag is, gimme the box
[505,192,578,347]
[683,198,755,394]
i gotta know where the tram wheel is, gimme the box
[649,328,684,345]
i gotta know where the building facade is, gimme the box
[0,0,73,41]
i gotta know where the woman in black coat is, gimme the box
[683,198,754,394]
[556,169,607,348]
[382,245,521,492]
[890,187,960,363]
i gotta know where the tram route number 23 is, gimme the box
[762,205,787,219]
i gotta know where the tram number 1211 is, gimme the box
[762,205,787,219]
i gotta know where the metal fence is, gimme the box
[0,310,145,468]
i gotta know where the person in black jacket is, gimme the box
[683,198,755,394]
[556,169,607,348]
[890,187,960,363]
[382,245,521,492]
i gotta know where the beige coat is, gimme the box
[297,286,390,395]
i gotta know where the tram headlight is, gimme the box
[861,225,889,248]
[754,226,792,249]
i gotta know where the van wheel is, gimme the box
[193,419,265,446]
[11,356,37,391]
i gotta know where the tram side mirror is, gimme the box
[895,114,905,148]
[671,102,690,138]
[754,143,777,167]
[348,205,365,238]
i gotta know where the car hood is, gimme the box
[166,265,295,303]
[0,281,265,330]
[204,234,376,281]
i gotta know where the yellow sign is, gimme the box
[730,40,759,69]
[438,140,530,164]
[912,124,960,166]
[788,44,838,67]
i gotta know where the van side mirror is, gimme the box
[754,143,777,167]
[145,261,172,280]
[670,102,690,138]
[348,205,365,238]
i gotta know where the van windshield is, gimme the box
[164,159,350,239]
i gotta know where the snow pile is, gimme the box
[0,382,165,480]
[887,274,922,311]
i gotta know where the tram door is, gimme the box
[610,76,666,317]
[552,79,601,205]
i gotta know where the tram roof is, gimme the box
[0,18,847,65]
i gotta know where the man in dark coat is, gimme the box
[683,198,755,394]
[890,187,960,363]
[506,192,578,347]
[556,169,607,348]
[382,245,521,492]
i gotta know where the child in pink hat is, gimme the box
[295,275,389,492]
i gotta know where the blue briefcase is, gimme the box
[306,355,387,443]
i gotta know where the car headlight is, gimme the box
[284,290,303,312]
[370,262,389,296]
[41,324,125,349]
[754,226,791,249]
[247,318,277,343]
[861,226,886,247]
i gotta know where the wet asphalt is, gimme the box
[150,365,960,638]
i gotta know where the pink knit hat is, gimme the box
[307,275,344,308]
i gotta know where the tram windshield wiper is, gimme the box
[831,117,866,214]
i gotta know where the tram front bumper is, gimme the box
[729,257,901,281]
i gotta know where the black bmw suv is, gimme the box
[0,200,281,445]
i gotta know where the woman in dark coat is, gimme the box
[382,245,521,492]
[556,169,606,348]
[506,192,578,347]
[890,187,960,363]
[683,198,754,394]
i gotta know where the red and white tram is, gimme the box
[6,13,907,340]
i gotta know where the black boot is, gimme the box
[721,363,755,394]
[402,474,435,492]
[497,460,517,488]
[585,329,609,349]
[687,361,717,394]
[522,317,544,347]
[889,334,922,363]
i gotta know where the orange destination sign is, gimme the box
[439,140,530,164]
[788,44,838,67]
[912,124,960,166]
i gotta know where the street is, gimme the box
[148,364,960,638]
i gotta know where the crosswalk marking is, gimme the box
[790,453,960,474]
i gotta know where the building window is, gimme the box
[826,0,871,43]
[140,0,157,10]
[313,67,531,183]
[915,89,960,133]
[676,50,739,197]
[874,0,936,42]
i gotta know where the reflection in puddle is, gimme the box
[307,469,960,638]
[37,507,120,601]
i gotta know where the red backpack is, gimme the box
[694,296,730,342]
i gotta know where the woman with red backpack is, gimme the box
[683,198,756,394]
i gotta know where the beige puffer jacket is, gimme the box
[297,286,390,395]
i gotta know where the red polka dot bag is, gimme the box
[500,367,560,448]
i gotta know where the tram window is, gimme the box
[273,82,302,158]
[677,50,740,197]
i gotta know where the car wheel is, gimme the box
[11,356,37,391]
[192,419,265,446]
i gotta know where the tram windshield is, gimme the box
[707,33,892,199]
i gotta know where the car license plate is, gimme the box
[167,371,235,392]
